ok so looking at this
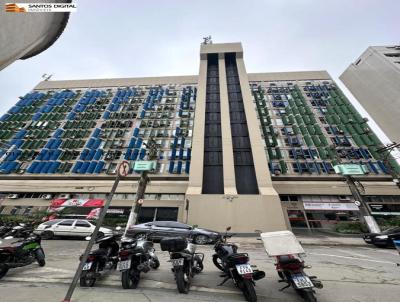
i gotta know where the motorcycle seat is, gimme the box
[278,257,302,265]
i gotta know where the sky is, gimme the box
[0,0,399,144]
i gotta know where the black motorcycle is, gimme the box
[275,255,323,302]
[160,236,204,294]
[118,233,160,289]
[79,234,120,287]
[0,229,45,279]
[213,227,265,302]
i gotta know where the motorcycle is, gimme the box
[0,229,45,279]
[259,230,323,302]
[213,227,265,302]
[160,235,204,294]
[118,232,160,289]
[79,234,120,287]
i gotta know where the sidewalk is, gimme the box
[232,234,366,247]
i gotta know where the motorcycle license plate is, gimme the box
[292,274,314,289]
[117,260,131,271]
[171,258,184,266]
[235,264,253,275]
[82,262,92,271]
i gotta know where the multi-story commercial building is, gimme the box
[0,0,72,70]
[1,43,399,232]
[340,45,400,143]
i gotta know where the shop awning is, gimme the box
[50,198,104,208]
[303,202,359,211]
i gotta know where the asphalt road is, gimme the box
[0,239,399,302]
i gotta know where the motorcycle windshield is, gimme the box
[0,237,22,248]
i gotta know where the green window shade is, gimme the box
[292,107,300,115]
[299,107,306,115]
[332,115,341,124]
[289,99,295,107]
[295,115,303,125]
[319,135,328,146]
[305,106,313,115]
[267,148,274,160]
[352,135,365,147]
[292,125,300,135]
[344,124,355,134]
[311,135,321,147]
[303,115,312,125]
[361,134,373,146]
[329,98,337,106]
[327,106,335,115]
[314,125,323,135]
[279,160,288,174]
[295,99,303,107]
[307,125,316,135]
[317,147,327,159]
[285,107,292,115]
[353,124,364,135]
[304,135,313,147]
[281,115,289,125]
[333,106,342,115]
[326,115,334,125]
[275,148,282,159]
[299,125,308,135]
[369,134,381,145]
[288,115,295,125]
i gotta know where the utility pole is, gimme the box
[62,164,125,302]
[124,137,158,236]
[330,145,381,233]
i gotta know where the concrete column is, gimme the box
[186,58,207,194]
[218,53,237,195]
[235,56,276,193]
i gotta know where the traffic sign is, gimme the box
[118,161,130,177]
[354,200,361,207]
[333,164,368,175]
[133,160,157,171]
[137,199,144,205]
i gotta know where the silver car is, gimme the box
[34,219,113,239]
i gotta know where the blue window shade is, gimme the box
[139,149,146,160]
[53,129,63,138]
[67,112,75,120]
[133,128,139,137]
[94,149,103,160]
[132,149,139,160]
[92,139,101,149]
[87,149,96,160]
[368,161,379,174]
[52,149,61,160]
[360,148,370,159]
[86,138,94,149]
[128,138,137,148]
[94,161,104,174]
[80,162,90,174]
[87,161,97,174]
[72,161,83,173]
[177,161,182,174]
[48,162,60,174]
[92,128,101,137]
[125,149,132,160]
[175,127,180,137]
[140,110,145,118]
[102,111,110,119]
[41,162,51,174]
[43,150,51,161]
[27,161,38,173]
[14,129,26,139]
[52,139,62,149]
[377,161,388,174]
[179,148,184,159]
[185,161,190,173]
[168,161,174,173]
[171,149,176,160]
[45,139,53,149]
[34,161,45,174]
[135,138,142,148]
[79,149,89,160]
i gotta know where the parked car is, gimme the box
[127,221,220,245]
[363,226,400,247]
[34,219,113,239]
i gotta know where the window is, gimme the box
[75,220,91,227]
[58,220,74,226]
[385,53,400,58]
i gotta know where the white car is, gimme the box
[34,219,113,239]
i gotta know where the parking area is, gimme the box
[0,239,399,302]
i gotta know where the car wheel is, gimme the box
[134,233,147,240]
[42,230,54,240]
[194,234,209,245]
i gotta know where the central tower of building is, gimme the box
[186,43,288,232]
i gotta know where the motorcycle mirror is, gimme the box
[192,224,198,229]
[226,226,231,231]
[115,226,122,231]
[85,236,91,241]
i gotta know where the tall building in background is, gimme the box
[340,45,400,143]
[1,43,399,232]
[0,0,72,70]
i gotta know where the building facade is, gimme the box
[0,0,71,70]
[340,45,400,143]
[1,43,399,232]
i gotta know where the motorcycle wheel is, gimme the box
[35,248,46,267]
[241,279,257,302]
[212,254,224,271]
[302,290,317,302]
[79,262,97,287]
[175,267,190,294]
[0,266,9,280]
[195,256,204,273]
[151,258,160,270]
[277,271,284,280]
[121,267,140,289]
[42,230,54,240]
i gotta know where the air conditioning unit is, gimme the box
[7,194,19,199]
[41,194,53,200]
[338,196,351,201]
[58,194,71,199]
[362,117,369,123]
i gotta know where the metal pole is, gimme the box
[61,175,120,302]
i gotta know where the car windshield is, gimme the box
[382,227,400,234]
[42,220,62,226]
